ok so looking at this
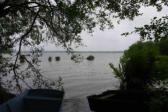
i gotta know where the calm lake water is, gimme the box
[40,52,123,112]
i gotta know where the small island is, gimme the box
[55,56,60,61]
[48,56,52,62]
[71,55,76,60]
[86,55,94,61]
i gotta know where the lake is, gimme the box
[40,52,123,112]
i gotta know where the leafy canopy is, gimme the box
[110,41,168,90]
[0,0,167,49]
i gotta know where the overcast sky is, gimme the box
[27,6,168,51]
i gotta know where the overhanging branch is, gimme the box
[13,10,40,93]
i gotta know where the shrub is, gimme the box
[110,41,160,90]
[87,55,94,61]
[110,41,168,112]
[71,55,76,60]
[157,38,168,56]
[48,56,52,62]
[55,56,60,61]
[154,56,168,84]
[71,54,84,63]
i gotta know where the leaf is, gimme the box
[109,63,121,79]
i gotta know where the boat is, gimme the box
[0,89,64,112]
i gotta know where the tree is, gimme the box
[110,41,168,90]
[110,41,160,90]
[157,38,168,55]
[0,0,168,93]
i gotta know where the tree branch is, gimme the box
[0,1,49,18]
[13,10,39,93]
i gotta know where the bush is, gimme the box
[157,38,168,56]
[71,54,84,63]
[110,41,168,112]
[110,41,160,90]
[55,56,60,61]
[154,56,168,84]
[48,56,52,62]
[87,55,94,61]
[71,55,76,60]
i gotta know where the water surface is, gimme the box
[40,52,122,112]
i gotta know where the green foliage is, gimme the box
[0,0,167,51]
[154,56,168,82]
[48,56,52,62]
[109,63,126,89]
[71,54,84,63]
[136,16,168,41]
[123,16,168,41]
[71,55,77,60]
[123,41,160,89]
[109,63,121,79]
[55,56,60,61]
[150,89,168,112]
[87,55,95,61]
[110,41,161,90]
[157,38,168,56]
[110,40,168,112]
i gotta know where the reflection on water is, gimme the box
[40,52,122,112]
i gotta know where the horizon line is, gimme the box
[19,50,124,53]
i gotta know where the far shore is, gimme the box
[14,51,124,53]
